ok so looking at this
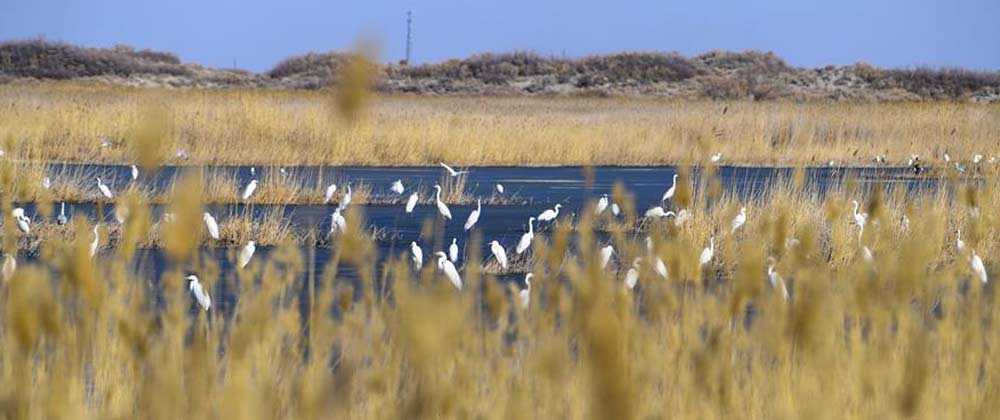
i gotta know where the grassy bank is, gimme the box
[1,84,998,167]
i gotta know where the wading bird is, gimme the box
[89,224,100,258]
[464,199,481,230]
[242,179,258,201]
[42,177,51,190]
[496,183,505,194]
[537,204,561,223]
[434,252,463,290]
[405,192,419,214]
[596,194,609,214]
[625,258,641,289]
[851,200,868,230]
[339,184,352,210]
[662,174,678,202]
[711,153,723,163]
[324,184,338,204]
[611,202,620,216]
[96,177,113,199]
[433,185,452,220]
[699,236,715,267]
[390,180,404,195]
[203,212,220,240]
[57,202,68,225]
[186,275,212,311]
[490,240,508,269]
[449,238,459,262]
[971,251,988,284]
[131,165,139,181]
[520,273,533,310]
[410,241,423,270]
[766,257,790,301]
[646,237,668,279]
[956,229,965,252]
[440,162,469,177]
[238,241,255,269]
[600,245,614,269]
[731,207,747,233]
[516,217,535,254]
[330,208,347,234]
[645,206,668,218]
[12,208,29,234]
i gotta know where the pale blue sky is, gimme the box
[2,0,998,72]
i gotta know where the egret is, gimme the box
[971,251,988,284]
[625,258,640,289]
[646,237,668,279]
[390,180,405,195]
[114,204,130,224]
[324,184,338,204]
[851,200,867,229]
[57,202,68,225]
[339,184,352,210]
[519,273,533,310]
[434,252,463,290]
[330,208,347,234]
[699,236,715,267]
[186,275,212,311]
[96,177,113,199]
[449,238,459,263]
[595,194,609,214]
[176,149,189,160]
[410,241,423,270]
[464,199,481,230]
[974,154,984,164]
[238,241,255,269]
[611,203,620,216]
[711,153,723,163]
[100,138,113,148]
[42,176,51,190]
[12,208,29,234]
[89,224,100,258]
[439,162,468,177]
[600,245,614,269]
[731,207,747,233]
[496,183,505,194]
[405,192,419,214]
[280,167,288,176]
[130,165,139,181]
[433,184,452,220]
[944,153,951,163]
[203,212,220,240]
[516,217,535,254]
[673,209,692,227]
[241,179,258,201]
[645,206,668,218]
[2,253,15,282]
[250,167,256,177]
[766,258,789,301]
[537,204,561,223]
[956,229,965,252]
[662,174,678,202]
[490,240,509,269]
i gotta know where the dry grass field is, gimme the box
[0,83,998,167]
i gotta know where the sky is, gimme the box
[2,0,998,72]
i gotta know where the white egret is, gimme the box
[324,183,338,204]
[971,251,988,284]
[672,209,692,227]
[974,154,983,164]
[2,253,16,282]
[12,208,29,234]
[711,153,723,163]
[851,200,867,229]
[439,162,468,177]
[464,199,481,230]
[114,204,130,224]
[57,202,68,225]
[519,273,533,310]
[490,240,509,269]
[100,138,113,148]
[410,241,424,270]
[241,179,258,201]
[595,194,609,214]
[625,258,641,289]
[496,183,505,194]
[699,236,715,267]
[731,207,747,233]
[433,184,452,220]
[130,165,139,181]
[766,258,790,301]
[944,153,951,163]
[186,275,212,311]
[537,204,562,223]
[516,217,535,254]
[405,192,419,214]
[662,174,678,202]
[203,212,220,240]
[250,167,256,177]
[449,238,459,263]
[600,245,614,269]
[645,206,667,218]
[645,237,668,279]
[434,252,463,290]
[330,208,347,234]
[279,167,288,176]
[42,176,51,190]
[390,180,405,195]
[956,229,965,253]
[89,224,100,258]
[611,203,620,216]
[176,149,189,160]
[96,177,113,199]
[339,184,352,210]
[238,241,255,269]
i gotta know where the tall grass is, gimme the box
[0,84,998,167]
